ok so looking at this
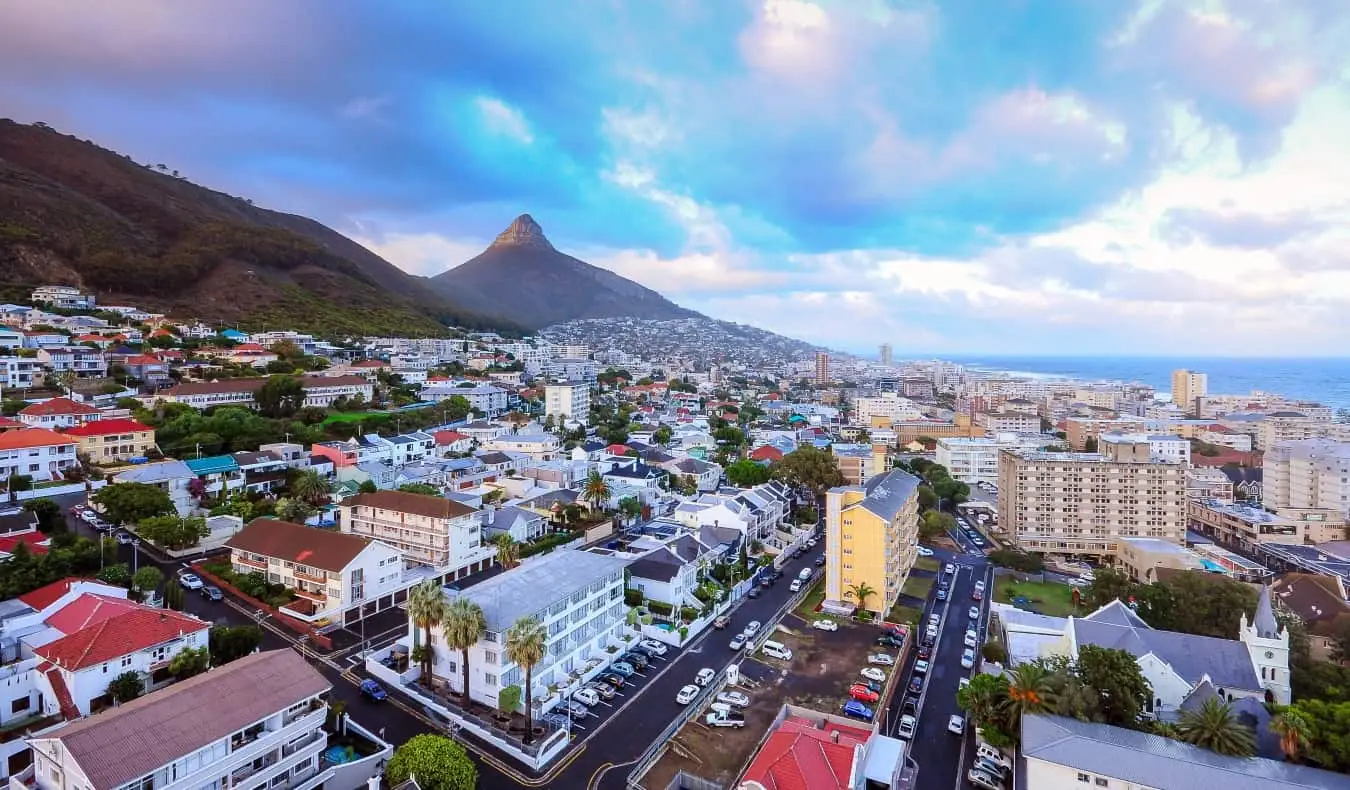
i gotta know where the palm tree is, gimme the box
[291,469,331,506]
[1005,663,1055,721]
[443,597,487,706]
[844,582,877,613]
[1178,697,1255,757]
[504,616,548,744]
[406,580,447,689]
[583,471,611,514]
[494,533,519,570]
[1270,707,1311,762]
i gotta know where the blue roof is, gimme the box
[220,329,248,339]
[186,455,239,474]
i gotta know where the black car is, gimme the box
[597,672,626,688]
[621,652,649,670]
[875,635,903,648]
[902,695,919,714]
[200,586,223,602]
[631,645,658,659]
[747,587,762,598]
[909,675,924,693]
[814,556,825,566]
[917,644,932,660]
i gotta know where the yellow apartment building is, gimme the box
[823,469,921,616]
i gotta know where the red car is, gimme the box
[849,684,880,703]
[972,590,984,602]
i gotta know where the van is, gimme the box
[798,568,813,582]
[761,640,793,661]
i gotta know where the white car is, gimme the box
[974,580,986,592]
[812,619,838,632]
[573,687,599,707]
[675,685,700,705]
[860,667,887,683]
[916,546,934,557]
[927,613,940,626]
[948,714,965,735]
[178,573,204,590]
[976,744,1012,769]
[639,639,669,656]
[964,630,978,648]
[867,653,894,666]
[897,714,917,738]
[743,621,762,637]
[716,691,751,708]
[695,668,716,687]
[961,648,975,669]
[968,769,999,790]
[789,579,805,593]
[958,677,971,691]
[1067,577,1091,587]
[729,633,749,650]
[968,606,980,620]
[913,659,930,674]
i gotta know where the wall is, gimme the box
[325,717,393,790]
[14,481,105,501]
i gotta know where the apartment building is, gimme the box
[1256,413,1333,451]
[155,376,374,410]
[831,443,884,486]
[996,438,1187,560]
[813,351,830,384]
[0,429,79,483]
[339,490,494,577]
[823,469,921,616]
[936,434,1057,487]
[482,432,562,461]
[545,358,598,385]
[225,518,406,624]
[29,285,94,310]
[0,357,42,389]
[1264,439,1350,517]
[1114,537,1206,582]
[1170,369,1207,414]
[545,382,590,426]
[28,650,335,790]
[1185,467,1235,501]
[1187,498,1306,550]
[34,347,106,378]
[975,411,1041,434]
[17,398,102,430]
[60,418,156,462]
[420,549,630,710]
[853,393,921,425]
[421,382,512,416]
[1099,432,1191,465]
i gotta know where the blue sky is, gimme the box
[2,0,1349,356]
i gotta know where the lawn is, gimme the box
[795,579,827,620]
[887,602,923,627]
[320,411,376,425]
[994,577,1081,617]
[901,574,934,600]
[914,556,941,573]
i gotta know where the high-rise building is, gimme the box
[1264,439,1350,517]
[814,351,830,385]
[545,381,591,426]
[824,470,921,615]
[1170,369,1208,415]
[997,437,1187,560]
[879,343,893,366]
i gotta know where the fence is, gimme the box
[626,667,729,789]
[14,480,106,500]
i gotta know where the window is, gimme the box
[1077,774,1090,783]
[10,697,28,715]
[484,651,498,665]
[484,673,498,686]
[1094,780,1108,788]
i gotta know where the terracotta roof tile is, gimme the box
[226,518,373,572]
[19,397,100,416]
[38,662,80,720]
[0,532,48,557]
[61,418,153,437]
[345,490,475,520]
[19,577,85,610]
[43,593,142,635]
[0,427,76,450]
[36,607,208,671]
[740,716,870,790]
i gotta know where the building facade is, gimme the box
[544,382,590,426]
[823,469,921,615]
[155,376,374,410]
[1170,369,1207,415]
[61,418,156,462]
[339,490,494,577]
[0,429,79,483]
[1264,439,1350,517]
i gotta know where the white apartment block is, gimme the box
[29,286,94,311]
[1257,415,1336,451]
[1185,468,1234,501]
[853,393,921,425]
[0,357,42,389]
[977,411,1041,434]
[34,347,106,378]
[156,376,373,410]
[0,429,79,483]
[1264,439,1350,518]
[420,549,630,712]
[339,490,495,577]
[421,382,511,416]
[549,344,590,360]
[225,518,407,624]
[248,330,317,354]
[545,382,590,426]
[936,434,1056,487]
[28,650,337,790]
[1100,432,1191,465]
[1072,388,1120,410]
[997,438,1187,560]
[545,358,598,384]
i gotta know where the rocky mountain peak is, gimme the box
[490,213,554,250]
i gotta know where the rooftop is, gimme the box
[449,549,629,631]
[0,427,74,450]
[226,518,374,572]
[739,714,872,790]
[346,490,475,520]
[60,418,153,437]
[37,606,209,671]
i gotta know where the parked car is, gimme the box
[621,652,649,670]
[856,678,882,694]
[901,695,919,714]
[610,661,637,677]
[916,546,934,557]
[585,682,616,700]
[359,679,387,701]
[116,532,135,545]
[944,563,955,575]
[913,659,930,674]
[908,675,924,694]
[695,668,716,686]
[716,691,751,708]
[638,639,668,656]
[976,744,1013,770]
[935,587,947,601]
[200,586,223,602]
[868,653,894,666]
[743,621,762,636]
[972,589,984,602]
[962,648,976,669]
[729,633,749,650]
[713,615,731,630]
[564,700,590,719]
[574,687,600,707]
[789,579,805,593]
[897,714,917,738]
[964,630,978,648]
[812,619,838,632]
[676,684,701,705]
[974,580,986,593]
[969,606,980,620]
[959,677,971,691]
[948,714,965,735]
[849,685,879,703]
[178,573,204,590]
[705,709,746,728]
[842,699,875,722]
[597,672,626,688]
[815,556,825,566]
[860,667,887,683]
[973,757,1008,782]
[876,635,904,648]
[917,644,931,660]
[967,769,1000,790]
[747,587,763,598]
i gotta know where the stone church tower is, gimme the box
[1240,585,1291,704]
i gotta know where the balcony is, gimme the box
[236,555,268,571]
[294,569,327,584]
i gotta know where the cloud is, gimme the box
[473,96,534,144]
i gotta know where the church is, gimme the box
[990,585,1290,720]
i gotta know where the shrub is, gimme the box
[981,640,1008,664]
[988,549,1044,573]
[679,605,700,622]
[624,588,644,606]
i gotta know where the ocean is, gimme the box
[936,356,1350,411]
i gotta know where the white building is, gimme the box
[155,376,373,410]
[420,549,630,711]
[0,429,79,483]
[29,286,94,311]
[935,433,1056,487]
[421,382,512,417]
[35,347,107,378]
[545,357,597,385]
[1100,432,1192,465]
[111,460,197,517]
[27,650,342,790]
[1264,439,1350,517]
[0,357,42,389]
[339,490,495,578]
[977,411,1041,434]
[545,382,590,427]
[852,393,922,425]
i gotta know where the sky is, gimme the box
[2,0,1348,356]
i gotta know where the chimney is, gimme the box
[830,730,840,743]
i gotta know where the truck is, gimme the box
[705,709,746,728]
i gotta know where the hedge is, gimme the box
[647,600,674,616]
[520,532,578,558]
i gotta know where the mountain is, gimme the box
[0,119,518,337]
[427,214,702,329]
[541,316,830,367]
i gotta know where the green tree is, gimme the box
[407,579,448,689]
[163,580,186,611]
[96,563,132,587]
[493,533,519,570]
[1287,699,1350,771]
[168,646,210,679]
[725,459,772,487]
[617,496,643,522]
[957,673,1013,741]
[1270,706,1312,763]
[132,566,163,601]
[5,473,33,503]
[386,734,478,790]
[92,482,174,525]
[916,485,938,511]
[273,497,316,523]
[1178,697,1255,757]
[398,483,441,496]
[1156,573,1257,639]
[107,671,144,703]
[498,684,522,717]
[987,549,1044,573]
[136,514,209,550]
[770,445,846,493]
[1005,663,1055,721]
[919,510,954,542]
[23,498,65,533]
[209,625,263,665]
[290,469,331,505]
[504,616,547,744]
[653,425,673,446]
[981,640,1008,664]
[358,479,379,494]
[1085,567,1139,610]
[583,470,611,513]
[252,374,305,418]
[1075,645,1152,728]
[844,582,877,613]
[443,597,486,704]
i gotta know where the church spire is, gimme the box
[1253,584,1280,639]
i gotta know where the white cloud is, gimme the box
[473,96,534,143]
[352,231,487,277]
[340,94,391,121]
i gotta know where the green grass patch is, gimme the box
[994,577,1081,617]
[901,574,934,599]
[321,411,377,425]
[794,579,826,621]
[887,603,923,627]
[914,556,941,573]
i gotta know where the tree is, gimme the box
[920,510,954,542]
[290,469,331,506]
[132,567,163,601]
[981,640,1008,664]
[1074,645,1152,728]
[957,673,1011,736]
[498,684,522,717]
[23,498,65,533]
[1270,706,1312,763]
[770,445,845,493]
[916,485,938,511]
[493,533,519,570]
[1085,567,1139,610]
[96,563,132,587]
[398,483,441,496]
[1083,437,1099,453]
[844,582,877,613]
[1178,697,1255,757]
[443,597,486,705]
[107,671,144,704]
[136,514,209,550]
[386,734,478,790]
[407,579,448,689]
[92,482,174,525]
[1005,663,1055,721]
[653,425,672,446]
[1331,620,1350,664]
[274,497,316,523]
[162,580,186,611]
[1285,699,1350,771]
[168,646,210,679]
[987,549,1044,573]
[1156,573,1257,639]
[209,625,263,665]
[6,473,33,502]
[725,459,772,487]
[504,616,547,744]
[583,470,611,513]
[253,375,305,418]
[358,479,379,494]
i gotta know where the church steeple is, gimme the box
[1253,584,1280,639]
[1241,584,1291,705]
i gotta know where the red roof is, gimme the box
[19,397,100,417]
[0,416,23,430]
[352,359,388,368]
[0,531,48,557]
[75,334,106,342]
[605,443,631,455]
[0,428,77,450]
[124,354,163,366]
[231,343,266,352]
[434,430,469,445]
[149,328,176,338]
[36,607,208,671]
[19,577,86,611]
[38,662,80,720]
[61,418,153,437]
[44,593,141,635]
[749,445,785,462]
[739,716,871,790]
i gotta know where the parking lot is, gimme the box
[552,637,680,734]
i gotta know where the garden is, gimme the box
[201,559,298,608]
[993,577,1081,617]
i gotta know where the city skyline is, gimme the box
[3,1,1347,355]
